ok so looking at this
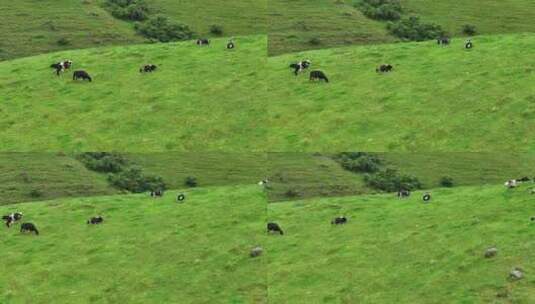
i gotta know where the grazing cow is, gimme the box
[50,60,73,76]
[177,193,186,202]
[2,212,23,227]
[465,40,473,49]
[397,189,410,198]
[150,190,164,197]
[309,70,329,83]
[437,37,450,46]
[331,216,347,225]
[73,70,92,82]
[376,64,393,73]
[267,222,284,235]
[258,179,269,186]
[196,38,210,46]
[140,64,157,73]
[505,179,518,188]
[20,223,39,235]
[289,60,311,75]
[87,216,104,225]
[422,193,432,202]
[227,40,235,49]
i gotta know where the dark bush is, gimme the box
[340,154,381,173]
[184,176,198,187]
[364,168,422,192]
[134,15,195,42]
[440,176,454,187]
[78,152,127,173]
[210,24,224,36]
[108,167,165,193]
[462,24,477,36]
[57,37,70,46]
[106,0,150,21]
[29,189,43,198]
[308,37,321,45]
[357,0,402,21]
[285,189,300,198]
[387,16,445,41]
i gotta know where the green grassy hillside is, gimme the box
[0,35,267,152]
[0,185,267,303]
[265,33,535,151]
[0,0,144,60]
[0,153,117,205]
[267,184,535,303]
[402,0,535,37]
[267,0,394,56]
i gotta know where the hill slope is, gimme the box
[265,33,535,151]
[0,185,267,303]
[267,184,535,303]
[0,36,267,151]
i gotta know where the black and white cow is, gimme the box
[289,60,311,76]
[50,60,73,76]
[397,189,410,198]
[227,40,235,49]
[309,70,329,83]
[87,216,104,225]
[73,70,92,82]
[196,38,210,46]
[376,64,393,73]
[267,222,284,235]
[331,216,347,225]
[140,64,157,73]
[437,37,450,46]
[422,193,432,202]
[150,190,164,197]
[2,212,23,227]
[465,40,473,49]
[20,223,39,235]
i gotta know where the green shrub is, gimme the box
[308,37,321,45]
[340,155,381,173]
[106,0,150,21]
[185,176,198,187]
[108,167,165,193]
[57,37,70,46]
[440,176,454,187]
[134,15,195,42]
[387,16,445,41]
[29,189,43,198]
[462,24,477,36]
[357,0,402,21]
[78,152,127,173]
[364,168,422,192]
[209,24,224,36]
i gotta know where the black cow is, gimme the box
[20,223,39,235]
[140,64,157,73]
[2,212,23,227]
[309,70,329,83]
[87,216,104,225]
[196,38,210,46]
[331,216,347,225]
[376,64,393,73]
[50,60,73,76]
[465,40,473,49]
[397,189,410,198]
[289,60,311,75]
[150,190,164,197]
[227,40,235,49]
[437,37,450,46]
[73,70,92,82]
[267,222,284,235]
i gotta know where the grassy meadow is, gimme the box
[267,184,535,303]
[0,185,267,304]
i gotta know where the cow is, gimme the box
[2,212,23,227]
[267,222,284,235]
[73,70,92,82]
[227,40,235,49]
[309,70,329,83]
[20,223,39,235]
[376,64,393,73]
[422,193,432,202]
[397,189,410,198]
[465,40,473,49]
[505,179,518,188]
[87,216,104,225]
[140,64,157,73]
[50,60,73,76]
[437,37,450,46]
[196,38,210,46]
[331,216,347,225]
[150,190,164,197]
[289,60,311,76]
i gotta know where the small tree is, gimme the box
[185,176,198,187]
[209,24,224,36]
[462,24,477,36]
[440,176,454,187]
